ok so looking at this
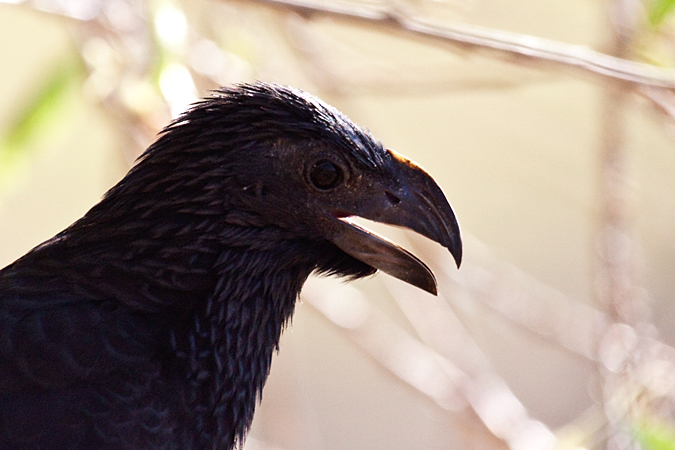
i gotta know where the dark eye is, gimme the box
[309,159,343,190]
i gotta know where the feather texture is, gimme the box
[0,82,460,449]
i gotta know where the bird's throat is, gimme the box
[171,248,310,449]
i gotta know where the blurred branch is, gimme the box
[380,277,560,450]
[410,233,675,425]
[240,0,675,89]
[305,224,675,450]
[439,237,605,362]
[301,278,553,450]
[596,1,646,449]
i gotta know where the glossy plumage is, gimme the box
[0,83,461,449]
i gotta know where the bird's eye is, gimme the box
[309,159,343,190]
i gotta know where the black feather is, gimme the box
[0,82,459,450]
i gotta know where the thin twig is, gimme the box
[236,0,675,89]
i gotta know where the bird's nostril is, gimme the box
[385,191,400,205]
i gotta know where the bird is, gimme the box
[0,82,461,450]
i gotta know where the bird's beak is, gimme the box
[327,151,461,296]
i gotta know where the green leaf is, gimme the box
[0,58,82,177]
[635,417,675,450]
[648,0,675,28]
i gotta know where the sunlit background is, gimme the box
[2,0,675,449]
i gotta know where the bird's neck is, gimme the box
[167,238,314,449]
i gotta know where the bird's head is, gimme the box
[115,83,461,295]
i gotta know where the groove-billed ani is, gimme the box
[0,82,461,450]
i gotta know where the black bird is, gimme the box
[0,82,461,449]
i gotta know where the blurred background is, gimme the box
[2,0,675,449]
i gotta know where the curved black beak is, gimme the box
[326,151,461,295]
